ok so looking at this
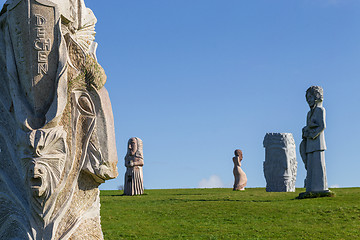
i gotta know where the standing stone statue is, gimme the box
[0,0,118,239]
[124,137,144,196]
[233,149,247,191]
[263,133,297,192]
[300,86,328,193]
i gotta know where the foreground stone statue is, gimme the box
[0,0,118,239]
[300,86,328,193]
[124,137,144,196]
[263,133,297,192]
[232,149,247,191]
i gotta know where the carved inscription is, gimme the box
[33,14,50,75]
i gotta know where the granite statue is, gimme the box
[124,137,144,196]
[300,86,328,193]
[232,149,247,191]
[0,0,118,239]
[263,133,297,192]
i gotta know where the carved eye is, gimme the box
[35,149,42,157]
[78,95,94,115]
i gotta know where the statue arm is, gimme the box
[125,157,133,167]
[233,157,240,166]
[302,111,311,138]
[308,107,326,140]
[302,126,308,138]
[299,139,307,169]
[132,158,144,167]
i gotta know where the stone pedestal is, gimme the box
[263,133,297,192]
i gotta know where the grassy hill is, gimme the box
[100,188,360,239]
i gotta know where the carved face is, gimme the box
[28,161,49,197]
[129,138,137,156]
[22,127,68,199]
[306,92,315,108]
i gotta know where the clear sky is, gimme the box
[2,0,360,190]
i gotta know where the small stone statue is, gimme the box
[124,137,144,195]
[263,133,297,192]
[300,86,328,193]
[233,149,247,191]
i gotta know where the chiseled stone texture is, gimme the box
[124,137,144,196]
[263,133,297,192]
[0,0,118,239]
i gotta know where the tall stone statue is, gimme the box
[124,137,144,196]
[0,0,118,239]
[300,86,328,193]
[232,149,247,191]
[263,133,297,192]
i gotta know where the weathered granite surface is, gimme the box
[0,0,118,239]
[300,86,328,193]
[124,137,144,196]
[233,149,247,191]
[263,133,297,192]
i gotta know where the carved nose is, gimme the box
[29,163,45,176]
[34,165,44,175]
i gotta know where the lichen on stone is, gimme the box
[82,55,107,90]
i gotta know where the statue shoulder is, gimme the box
[314,106,326,115]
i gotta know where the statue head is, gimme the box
[128,138,137,156]
[234,149,243,160]
[126,137,143,159]
[306,86,323,108]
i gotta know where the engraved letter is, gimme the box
[34,39,42,50]
[38,51,47,63]
[43,39,51,51]
[34,39,52,51]
[36,27,46,39]
[35,14,46,26]
[38,63,48,75]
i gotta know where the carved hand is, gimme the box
[132,158,144,167]
[302,126,309,138]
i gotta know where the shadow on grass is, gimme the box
[171,193,204,196]
[107,193,149,197]
[168,198,288,203]
[296,191,335,199]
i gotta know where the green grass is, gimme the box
[100,188,360,239]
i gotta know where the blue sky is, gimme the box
[2,0,360,190]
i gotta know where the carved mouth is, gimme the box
[30,175,43,189]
